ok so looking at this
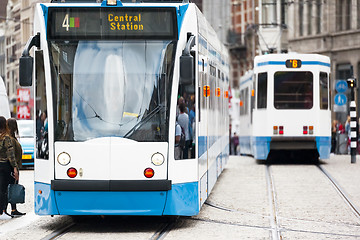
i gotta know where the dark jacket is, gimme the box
[10,137,22,169]
[0,135,17,168]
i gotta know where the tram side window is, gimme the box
[35,50,48,160]
[257,72,267,109]
[209,65,216,110]
[319,72,328,109]
[240,88,249,116]
[240,90,244,115]
[244,88,249,115]
[176,52,197,160]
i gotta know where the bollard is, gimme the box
[348,77,357,163]
[350,101,357,163]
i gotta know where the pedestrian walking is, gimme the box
[232,132,239,155]
[177,102,191,159]
[6,118,25,217]
[0,116,18,220]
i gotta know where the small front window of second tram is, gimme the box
[48,7,177,142]
[274,71,313,109]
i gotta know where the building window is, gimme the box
[358,0,360,29]
[337,0,352,31]
[307,2,312,35]
[281,0,287,26]
[345,0,351,30]
[299,0,304,36]
[316,0,321,34]
[336,64,352,80]
[336,0,343,31]
[262,0,277,26]
[12,70,16,94]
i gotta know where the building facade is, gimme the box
[3,0,48,117]
[201,0,231,44]
[287,0,360,122]
[229,0,289,88]
[0,0,8,83]
[229,0,258,88]
[5,0,21,113]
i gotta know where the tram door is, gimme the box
[199,56,209,206]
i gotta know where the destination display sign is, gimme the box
[285,59,302,68]
[48,7,177,40]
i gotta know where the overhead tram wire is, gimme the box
[50,0,190,3]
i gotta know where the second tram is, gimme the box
[238,53,331,160]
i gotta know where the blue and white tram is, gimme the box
[238,70,253,156]
[239,53,331,160]
[19,0,229,216]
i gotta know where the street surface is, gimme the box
[0,154,360,239]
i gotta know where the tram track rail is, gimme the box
[318,164,360,219]
[150,217,178,240]
[40,216,177,240]
[265,165,282,240]
[40,222,76,240]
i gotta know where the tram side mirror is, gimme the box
[180,54,194,85]
[19,33,40,87]
[180,34,196,85]
[19,56,33,87]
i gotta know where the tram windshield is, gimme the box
[274,71,313,109]
[49,40,176,142]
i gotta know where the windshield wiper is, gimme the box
[123,105,166,138]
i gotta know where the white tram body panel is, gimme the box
[239,53,331,160]
[23,0,229,216]
[238,71,253,155]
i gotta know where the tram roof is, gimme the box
[254,53,330,64]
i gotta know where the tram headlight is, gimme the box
[151,152,165,166]
[57,152,71,166]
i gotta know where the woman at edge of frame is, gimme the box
[0,116,18,220]
[6,118,25,217]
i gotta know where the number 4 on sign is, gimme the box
[62,14,70,31]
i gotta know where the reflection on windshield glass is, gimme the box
[18,121,34,137]
[50,40,175,142]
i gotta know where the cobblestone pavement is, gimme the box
[0,154,360,239]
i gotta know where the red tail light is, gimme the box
[144,168,155,178]
[67,168,77,178]
[279,126,284,135]
[303,126,308,135]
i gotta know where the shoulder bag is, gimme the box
[8,183,25,204]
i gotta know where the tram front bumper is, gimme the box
[35,180,199,216]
